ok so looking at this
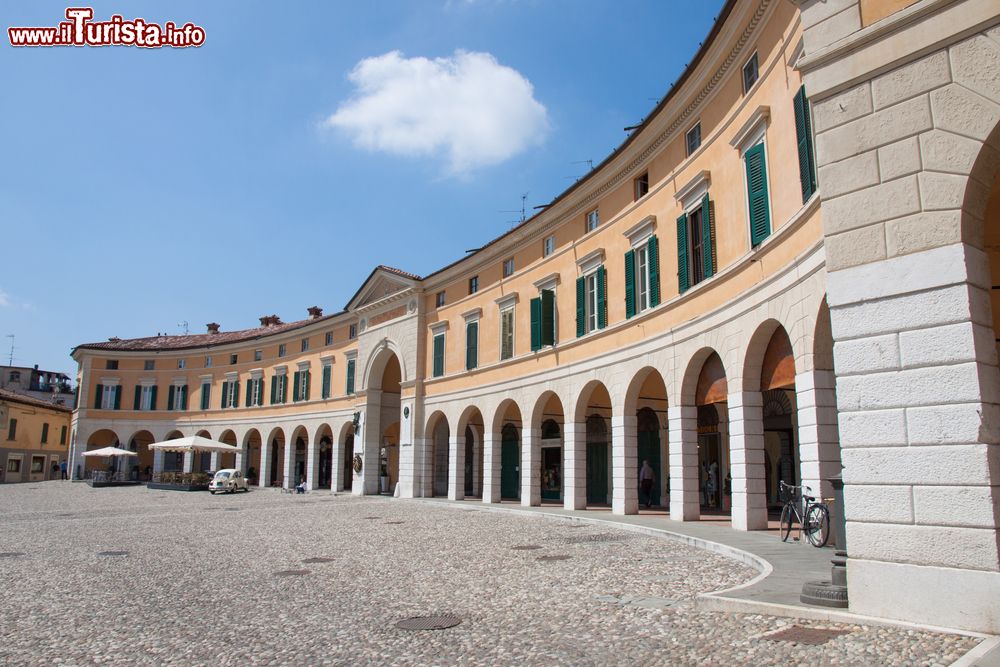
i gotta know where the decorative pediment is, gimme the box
[346,266,421,312]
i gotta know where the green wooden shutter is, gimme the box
[181,385,188,410]
[270,376,277,404]
[60,425,67,445]
[596,266,607,329]
[293,371,301,402]
[221,381,229,409]
[530,297,542,351]
[94,384,104,409]
[677,213,689,293]
[648,235,661,308]
[322,366,331,399]
[540,290,555,347]
[201,383,210,410]
[745,143,770,246]
[575,277,586,337]
[41,423,48,443]
[245,379,252,407]
[304,371,311,400]
[280,375,287,403]
[168,385,176,411]
[149,385,157,411]
[624,249,636,318]
[231,382,238,408]
[433,334,445,377]
[113,385,121,410]
[702,192,715,278]
[346,359,356,395]
[466,321,478,370]
[794,85,817,203]
[133,385,141,410]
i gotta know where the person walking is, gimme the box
[639,459,656,509]
[59,460,68,481]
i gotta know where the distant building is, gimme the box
[0,365,75,406]
[0,388,72,483]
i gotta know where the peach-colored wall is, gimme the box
[860,0,921,27]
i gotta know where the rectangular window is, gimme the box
[634,172,649,200]
[269,375,287,405]
[251,378,264,407]
[41,423,49,444]
[543,236,555,257]
[349,324,357,340]
[140,385,155,411]
[230,354,238,365]
[742,52,759,94]
[469,276,478,294]
[625,236,660,318]
[7,457,21,473]
[100,385,117,410]
[301,338,310,353]
[636,244,649,313]
[436,291,446,308]
[292,370,310,402]
[254,349,263,362]
[578,266,607,335]
[177,359,186,369]
[346,359,356,395]
[221,380,239,409]
[106,360,118,370]
[500,307,515,361]
[59,425,67,445]
[676,195,713,293]
[686,123,701,156]
[325,332,333,346]
[205,356,213,368]
[530,290,556,351]
[201,383,211,410]
[31,456,44,473]
[144,360,155,371]
[586,273,598,333]
[8,418,17,440]
[585,209,599,232]
[170,384,187,411]
[432,333,445,378]
[466,321,478,371]
[321,364,332,399]
[503,258,515,278]
[278,344,286,357]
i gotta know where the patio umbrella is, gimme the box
[82,446,138,457]
[147,435,239,453]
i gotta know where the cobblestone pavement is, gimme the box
[0,483,981,666]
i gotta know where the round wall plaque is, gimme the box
[403,406,410,418]
[352,453,363,474]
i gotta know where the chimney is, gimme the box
[308,306,323,319]
[259,316,271,327]
[206,323,220,334]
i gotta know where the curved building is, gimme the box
[69,0,1000,633]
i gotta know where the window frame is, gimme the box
[634,172,649,200]
[502,257,515,278]
[742,51,759,95]
[254,349,263,362]
[301,338,310,353]
[143,360,155,371]
[278,344,286,357]
[325,331,333,346]
[686,122,702,156]
[435,291,446,308]
[584,271,599,334]
[500,305,515,361]
[348,324,357,340]
[468,276,478,294]
[585,209,599,233]
[229,354,238,365]
[543,236,555,257]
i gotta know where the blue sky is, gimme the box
[0,0,724,378]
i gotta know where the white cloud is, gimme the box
[325,50,549,173]
[0,289,9,307]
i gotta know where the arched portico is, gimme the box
[358,345,402,496]
[126,429,155,480]
[242,429,262,484]
[573,381,613,511]
[456,406,485,500]
[261,427,285,488]
[528,391,564,507]
[485,399,522,503]
[624,368,670,513]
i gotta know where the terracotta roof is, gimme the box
[0,388,73,413]
[377,265,422,281]
[73,311,344,353]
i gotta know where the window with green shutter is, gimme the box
[677,196,715,292]
[540,289,555,347]
[575,277,586,337]
[794,85,817,203]
[745,142,770,246]
[245,379,253,407]
[134,385,142,411]
[60,425,67,445]
[293,371,301,402]
[596,266,607,329]
[41,423,48,444]
[230,382,238,408]
[701,192,715,278]
[280,375,287,403]
[346,359,356,395]
[676,213,689,293]
[148,386,157,411]
[201,383,211,410]
[168,385,177,411]
[647,235,660,308]
[530,296,542,351]
[94,383,104,409]
[322,365,331,399]
[625,249,636,318]
[113,385,121,410]
[303,370,310,401]
[466,321,478,371]
[432,333,445,377]
[180,384,188,410]
[220,381,229,409]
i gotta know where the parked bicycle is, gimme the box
[778,480,830,547]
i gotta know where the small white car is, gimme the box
[208,469,249,494]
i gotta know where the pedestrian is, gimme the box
[60,460,68,480]
[295,475,306,494]
[639,459,656,508]
[51,460,59,480]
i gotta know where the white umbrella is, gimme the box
[147,435,239,454]
[82,446,138,457]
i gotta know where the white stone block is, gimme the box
[838,362,988,410]
[872,49,951,110]
[912,485,999,528]
[822,175,919,236]
[816,95,932,166]
[812,81,873,133]
[950,33,1000,105]
[905,402,998,446]
[805,4,862,52]
[827,243,971,307]
[877,136,921,181]
[843,484,913,523]
[841,444,993,485]
[833,334,899,375]
[884,210,962,258]
[830,284,975,339]
[918,171,970,211]
[837,408,906,447]
[846,521,999,570]
[930,84,1000,142]
[919,129,994,176]
[898,322,980,368]
[818,150,879,198]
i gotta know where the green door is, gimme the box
[637,429,661,507]
[586,442,608,505]
[501,426,519,500]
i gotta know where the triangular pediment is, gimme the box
[346,266,420,311]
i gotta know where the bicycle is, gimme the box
[778,480,831,547]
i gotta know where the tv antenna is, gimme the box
[5,334,13,366]
[498,192,529,227]
[178,321,189,334]
[567,159,594,181]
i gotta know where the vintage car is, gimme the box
[208,469,249,494]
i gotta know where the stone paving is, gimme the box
[0,483,982,666]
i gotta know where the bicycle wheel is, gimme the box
[779,503,794,542]
[805,504,830,547]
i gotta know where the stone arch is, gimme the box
[217,429,238,471]
[528,391,565,506]
[573,380,613,509]
[362,339,408,390]
[337,421,356,492]
[489,398,523,503]
[457,406,485,499]
[681,347,729,405]
[263,426,286,488]
[425,410,450,497]
[126,429,155,479]
[242,428,263,483]
[83,428,124,476]
[289,425,310,488]
[313,423,334,490]
[624,367,670,512]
